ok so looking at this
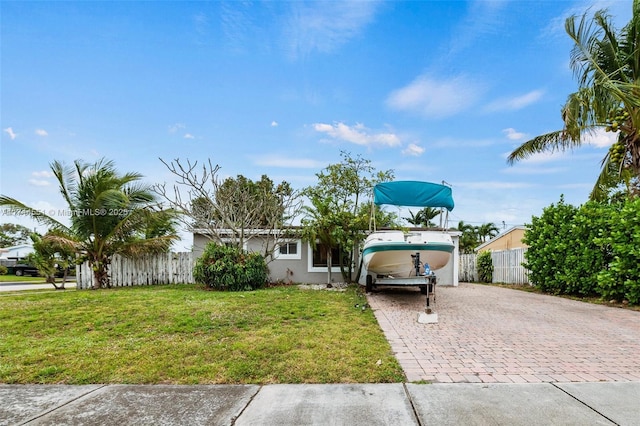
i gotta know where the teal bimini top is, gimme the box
[373,181,454,211]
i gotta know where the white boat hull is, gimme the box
[362,231,454,277]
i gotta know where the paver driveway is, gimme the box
[367,283,640,384]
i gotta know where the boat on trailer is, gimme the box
[362,181,455,303]
[362,230,454,277]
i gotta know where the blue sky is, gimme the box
[0,0,633,250]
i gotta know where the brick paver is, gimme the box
[367,283,640,383]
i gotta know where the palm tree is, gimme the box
[477,222,500,243]
[404,207,441,228]
[300,195,341,284]
[0,158,177,288]
[456,220,480,253]
[508,1,640,200]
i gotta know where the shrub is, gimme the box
[193,243,268,291]
[558,201,612,296]
[523,196,578,294]
[524,195,638,303]
[596,198,640,304]
[0,265,7,275]
[477,251,493,283]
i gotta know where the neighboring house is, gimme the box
[192,228,461,286]
[475,226,527,253]
[0,244,35,260]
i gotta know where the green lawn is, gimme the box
[0,275,46,283]
[0,284,405,384]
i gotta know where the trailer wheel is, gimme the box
[365,275,373,293]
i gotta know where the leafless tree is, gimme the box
[155,158,303,262]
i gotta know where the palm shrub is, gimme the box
[477,251,493,283]
[194,242,268,291]
[0,158,177,288]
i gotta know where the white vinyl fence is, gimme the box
[76,252,194,289]
[458,248,529,285]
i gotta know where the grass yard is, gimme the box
[0,275,47,283]
[0,284,405,385]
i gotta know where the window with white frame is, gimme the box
[307,242,348,272]
[275,241,301,260]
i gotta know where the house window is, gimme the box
[279,242,297,256]
[275,241,301,260]
[308,243,348,272]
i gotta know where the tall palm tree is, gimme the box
[508,1,640,200]
[0,158,177,288]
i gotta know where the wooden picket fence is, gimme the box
[76,252,194,289]
[458,248,529,285]
[75,248,529,289]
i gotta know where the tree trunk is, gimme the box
[92,258,111,289]
[326,248,332,284]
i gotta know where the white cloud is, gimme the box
[485,90,544,112]
[312,122,401,147]
[502,128,527,141]
[253,155,325,169]
[284,1,380,59]
[184,133,195,139]
[28,179,51,187]
[386,74,485,118]
[168,123,185,133]
[32,170,54,178]
[3,127,17,140]
[582,128,616,148]
[35,129,48,137]
[402,143,425,156]
[271,121,279,127]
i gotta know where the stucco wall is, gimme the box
[476,228,527,252]
[193,231,460,286]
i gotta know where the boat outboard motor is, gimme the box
[411,252,421,276]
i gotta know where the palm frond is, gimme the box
[507,130,572,165]
[0,196,71,232]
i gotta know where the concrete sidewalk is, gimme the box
[2,382,639,425]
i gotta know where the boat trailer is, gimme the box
[365,252,437,315]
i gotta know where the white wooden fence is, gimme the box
[458,248,529,285]
[75,248,529,289]
[76,252,194,289]
[459,254,478,282]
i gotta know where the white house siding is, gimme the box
[0,244,35,260]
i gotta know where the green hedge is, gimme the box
[477,251,493,283]
[193,243,268,291]
[596,198,640,304]
[524,196,640,304]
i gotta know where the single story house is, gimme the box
[0,244,35,260]
[192,228,461,286]
[475,226,527,253]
